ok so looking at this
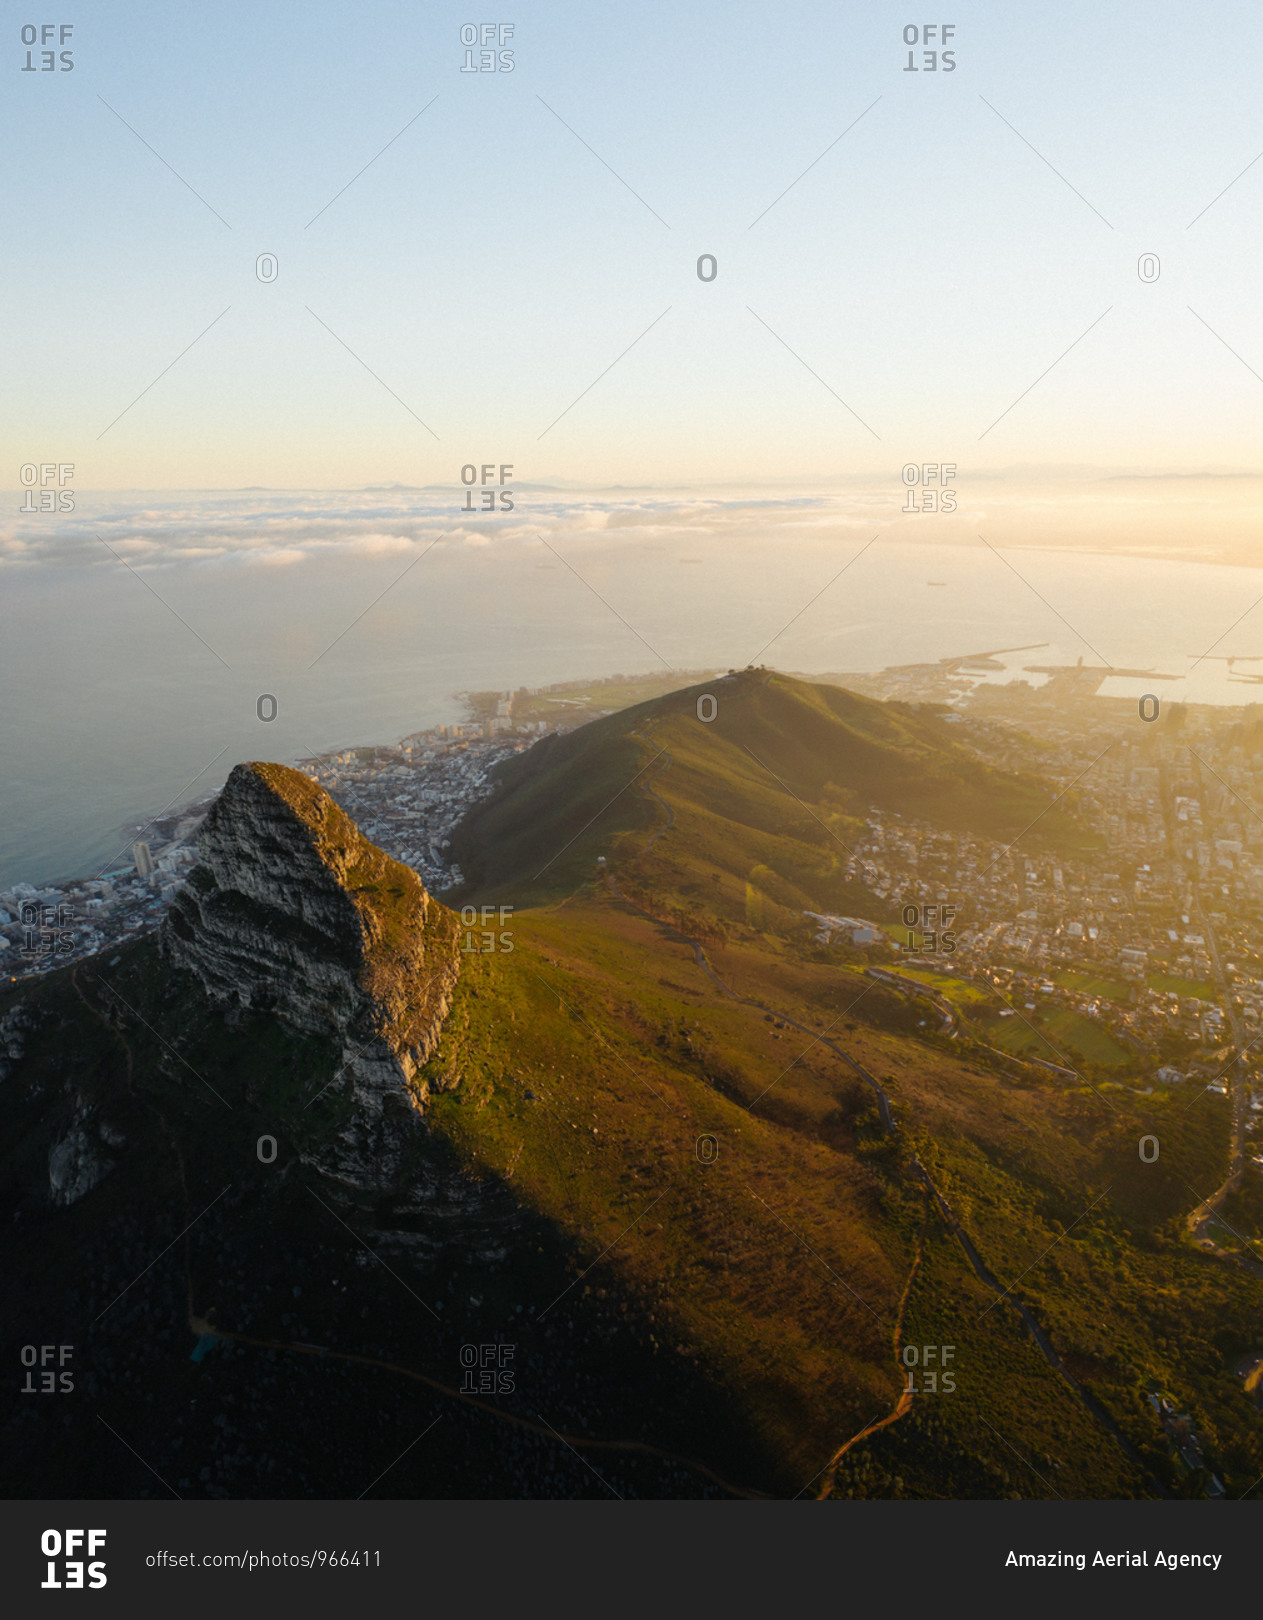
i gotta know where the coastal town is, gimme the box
[0,672,689,985]
[802,656,1263,1265]
[829,662,1263,1104]
[0,723,520,985]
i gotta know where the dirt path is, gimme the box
[812,1195,930,1500]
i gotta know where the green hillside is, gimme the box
[450,669,1094,912]
[424,670,1257,1497]
[1,672,1256,1501]
[416,889,1253,1498]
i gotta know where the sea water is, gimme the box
[3,490,1260,887]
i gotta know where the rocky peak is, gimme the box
[160,762,461,1136]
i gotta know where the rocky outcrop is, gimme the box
[160,762,461,1173]
[49,1120,111,1207]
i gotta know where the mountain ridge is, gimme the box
[160,760,462,1184]
[0,679,1256,1500]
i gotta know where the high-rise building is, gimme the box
[132,841,155,877]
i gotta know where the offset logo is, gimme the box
[20,1343,74,1392]
[20,903,76,958]
[460,463,514,512]
[901,903,958,953]
[459,22,514,72]
[900,462,957,513]
[460,1342,515,1393]
[460,904,514,953]
[20,23,74,71]
[901,23,956,72]
[40,1529,106,1589]
[19,462,74,511]
[901,1345,957,1393]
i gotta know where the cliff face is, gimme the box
[160,762,461,1165]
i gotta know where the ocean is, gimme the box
[3,495,1261,888]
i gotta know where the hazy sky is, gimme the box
[7,1,1263,492]
[8,3,1263,887]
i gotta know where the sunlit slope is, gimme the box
[422,905,1067,1491]
[451,667,1090,909]
[419,872,1259,1496]
[5,674,1254,1499]
[432,670,1259,1497]
[425,921,906,1489]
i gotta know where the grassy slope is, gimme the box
[425,672,1261,1496]
[5,673,1255,1498]
[423,884,1261,1496]
[449,670,1096,909]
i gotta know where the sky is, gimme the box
[6,2,1263,886]
[5,0,1263,498]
